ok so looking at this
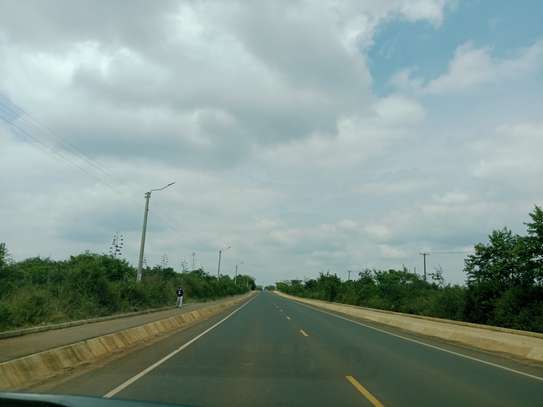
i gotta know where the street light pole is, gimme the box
[136,182,175,282]
[217,245,231,278]
[137,192,151,282]
[217,249,222,279]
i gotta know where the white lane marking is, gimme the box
[286,316,291,320]
[292,300,543,383]
[103,297,256,398]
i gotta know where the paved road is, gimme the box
[40,292,543,406]
[0,296,245,362]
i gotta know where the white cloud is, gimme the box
[374,95,426,126]
[378,244,407,259]
[338,219,358,230]
[354,178,431,196]
[396,0,450,26]
[365,224,392,241]
[389,39,543,95]
[3,0,543,287]
[471,121,543,180]
[425,40,543,93]
[388,68,424,93]
[432,192,470,205]
[258,94,426,175]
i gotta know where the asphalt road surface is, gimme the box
[39,292,543,406]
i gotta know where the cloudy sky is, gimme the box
[1,0,542,285]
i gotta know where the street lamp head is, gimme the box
[149,182,176,193]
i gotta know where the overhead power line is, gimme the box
[0,101,117,191]
[0,102,111,177]
[0,96,186,242]
[428,250,474,254]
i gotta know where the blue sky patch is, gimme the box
[369,0,543,94]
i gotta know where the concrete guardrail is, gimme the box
[0,292,255,391]
[275,291,543,363]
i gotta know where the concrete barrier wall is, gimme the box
[0,293,254,391]
[275,292,543,363]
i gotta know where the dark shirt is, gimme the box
[177,288,184,297]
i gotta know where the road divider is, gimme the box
[275,292,543,364]
[0,292,256,391]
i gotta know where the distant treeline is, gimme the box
[277,206,543,333]
[0,248,255,331]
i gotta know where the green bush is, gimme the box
[0,249,255,331]
[276,207,543,333]
[0,303,12,330]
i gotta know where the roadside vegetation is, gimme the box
[277,206,543,333]
[0,247,255,331]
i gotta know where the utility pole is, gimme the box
[136,182,175,282]
[417,250,472,282]
[234,261,243,284]
[419,252,430,281]
[192,252,196,270]
[347,270,352,281]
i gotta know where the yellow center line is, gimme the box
[345,375,384,407]
[299,329,309,337]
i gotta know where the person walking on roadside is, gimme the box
[176,287,184,308]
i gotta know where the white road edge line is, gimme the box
[291,300,543,383]
[103,296,256,398]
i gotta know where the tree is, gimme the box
[463,207,543,330]
[525,205,543,285]
[0,243,9,271]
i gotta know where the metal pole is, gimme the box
[217,249,222,278]
[235,264,238,281]
[192,252,196,269]
[137,192,151,282]
[347,270,352,281]
[419,252,429,281]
